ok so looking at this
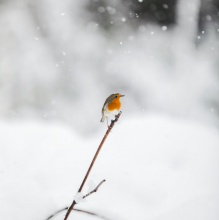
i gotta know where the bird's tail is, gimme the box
[100,116,105,122]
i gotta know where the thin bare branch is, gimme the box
[73,208,111,220]
[46,207,68,220]
[46,207,111,220]
[83,179,106,199]
[63,111,122,220]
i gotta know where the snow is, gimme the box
[98,7,105,13]
[74,193,86,204]
[163,4,169,9]
[206,15,212,21]
[121,17,126,22]
[0,0,218,136]
[162,26,167,31]
[0,114,219,220]
[0,0,219,219]
[87,180,97,194]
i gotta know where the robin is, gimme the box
[100,93,125,127]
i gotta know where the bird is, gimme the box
[100,93,125,127]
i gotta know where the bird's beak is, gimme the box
[120,95,125,97]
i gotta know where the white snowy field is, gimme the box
[0,114,219,220]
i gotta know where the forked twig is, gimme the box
[63,111,122,220]
[83,179,106,199]
[47,180,106,220]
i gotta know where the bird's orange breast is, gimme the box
[108,98,121,111]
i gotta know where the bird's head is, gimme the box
[113,93,125,100]
[105,93,125,104]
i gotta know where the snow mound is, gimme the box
[0,114,219,220]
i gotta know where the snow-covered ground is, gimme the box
[0,0,218,219]
[1,114,219,220]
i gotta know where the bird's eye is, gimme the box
[115,96,117,98]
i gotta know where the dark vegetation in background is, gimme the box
[87,0,177,31]
[87,0,219,33]
[121,0,177,25]
[198,0,219,33]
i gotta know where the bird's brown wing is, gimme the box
[101,94,118,114]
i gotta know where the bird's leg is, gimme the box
[107,117,109,128]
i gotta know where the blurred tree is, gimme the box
[86,0,178,32]
[198,0,219,34]
[122,0,177,25]
[87,0,219,35]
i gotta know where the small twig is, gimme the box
[63,111,122,220]
[46,207,68,220]
[46,207,111,220]
[73,208,111,220]
[83,179,106,199]
[47,180,106,220]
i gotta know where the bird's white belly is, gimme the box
[104,104,119,117]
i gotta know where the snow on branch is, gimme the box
[83,179,106,200]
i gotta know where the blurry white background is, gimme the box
[0,0,219,133]
[0,0,219,220]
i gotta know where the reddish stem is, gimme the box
[63,112,122,220]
